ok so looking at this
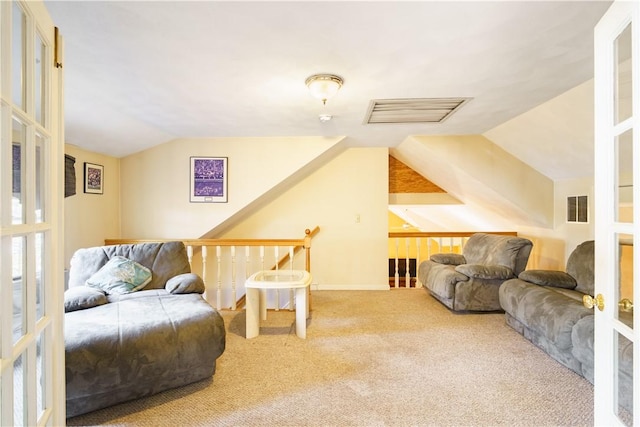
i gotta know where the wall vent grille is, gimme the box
[364,97,471,124]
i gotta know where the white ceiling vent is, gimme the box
[364,97,471,124]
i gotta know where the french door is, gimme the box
[0,1,65,425]
[594,0,639,425]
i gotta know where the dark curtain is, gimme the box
[65,154,76,197]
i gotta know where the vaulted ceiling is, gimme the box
[46,0,611,176]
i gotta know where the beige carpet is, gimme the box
[67,289,593,426]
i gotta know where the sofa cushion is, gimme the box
[566,240,594,295]
[64,286,107,312]
[462,233,533,276]
[86,256,152,295]
[518,270,577,289]
[166,273,205,294]
[430,253,466,265]
[499,278,592,350]
[455,264,514,280]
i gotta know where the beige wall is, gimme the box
[483,79,596,267]
[518,177,594,270]
[119,139,388,288]
[220,148,390,289]
[64,144,121,268]
[119,136,345,239]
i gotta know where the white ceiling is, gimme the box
[45,1,612,159]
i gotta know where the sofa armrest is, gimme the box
[430,253,466,265]
[517,270,577,289]
[454,264,514,280]
[165,273,205,294]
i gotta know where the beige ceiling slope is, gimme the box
[390,135,554,228]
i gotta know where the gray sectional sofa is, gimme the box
[499,240,632,412]
[418,233,533,312]
[65,241,226,418]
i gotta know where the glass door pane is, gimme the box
[615,23,632,124]
[35,134,46,223]
[35,33,45,126]
[617,129,633,222]
[35,232,45,320]
[12,118,26,225]
[12,2,25,111]
[617,331,633,425]
[12,235,25,344]
[13,354,25,426]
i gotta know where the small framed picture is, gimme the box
[190,157,228,203]
[84,162,104,194]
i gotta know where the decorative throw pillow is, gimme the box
[64,286,107,312]
[165,273,205,294]
[86,256,152,295]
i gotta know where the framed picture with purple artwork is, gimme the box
[190,156,228,203]
[84,162,104,194]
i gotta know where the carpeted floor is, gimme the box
[67,289,594,426]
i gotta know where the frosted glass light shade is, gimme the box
[305,74,343,104]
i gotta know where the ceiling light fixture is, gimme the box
[305,74,343,105]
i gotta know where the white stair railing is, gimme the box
[106,227,318,310]
[387,232,518,289]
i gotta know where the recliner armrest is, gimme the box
[517,270,577,289]
[430,253,466,265]
[454,264,514,280]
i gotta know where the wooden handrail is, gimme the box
[106,226,320,250]
[388,231,517,238]
[106,226,320,272]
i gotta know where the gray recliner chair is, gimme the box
[417,233,533,312]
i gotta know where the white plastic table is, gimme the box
[245,270,312,339]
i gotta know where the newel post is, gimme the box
[304,228,311,273]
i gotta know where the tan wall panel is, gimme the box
[389,155,445,193]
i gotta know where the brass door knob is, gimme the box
[583,294,605,311]
[618,298,634,312]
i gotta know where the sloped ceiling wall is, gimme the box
[391,135,554,228]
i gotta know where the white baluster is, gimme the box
[274,246,279,310]
[216,245,222,310]
[394,238,399,288]
[202,245,209,305]
[416,237,422,288]
[260,246,265,270]
[245,245,251,283]
[231,246,237,310]
[449,237,454,253]
[438,238,443,254]
[187,245,193,270]
[405,238,411,288]
[289,246,294,310]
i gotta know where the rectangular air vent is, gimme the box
[364,97,471,124]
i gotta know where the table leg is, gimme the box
[246,288,260,339]
[259,289,267,320]
[295,287,308,339]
